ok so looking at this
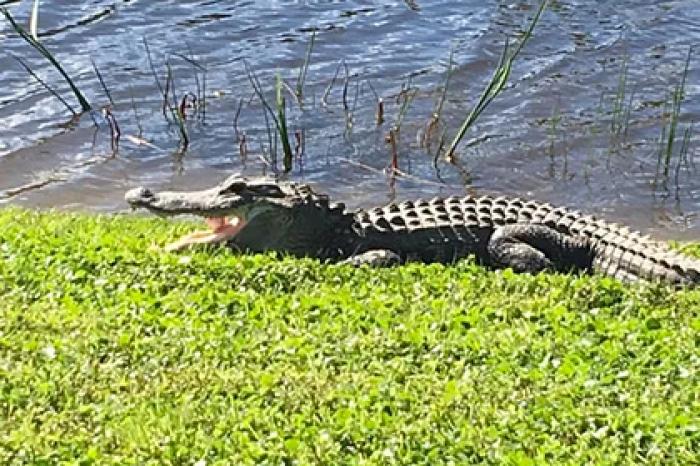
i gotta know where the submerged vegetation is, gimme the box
[1,1,552,174]
[1,0,695,200]
[1,208,699,464]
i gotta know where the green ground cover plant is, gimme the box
[1,208,699,465]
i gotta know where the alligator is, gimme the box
[125,174,700,285]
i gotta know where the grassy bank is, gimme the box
[1,208,699,464]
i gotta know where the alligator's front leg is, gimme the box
[487,224,593,274]
[341,249,402,267]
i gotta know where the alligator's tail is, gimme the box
[586,225,699,286]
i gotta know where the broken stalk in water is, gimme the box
[386,128,399,173]
[365,80,384,126]
[102,106,121,155]
[376,98,385,126]
[239,132,248,161]
[174,50,207,123]
[164,62,190,150]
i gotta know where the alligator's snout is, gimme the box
[125,186,154,206]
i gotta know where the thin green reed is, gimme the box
[444,0,548,163]
[2,8,91,112]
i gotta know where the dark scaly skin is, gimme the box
[125,174,700,285]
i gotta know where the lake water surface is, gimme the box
[1,0,698,239]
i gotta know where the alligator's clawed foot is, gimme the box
[342,249,401,267]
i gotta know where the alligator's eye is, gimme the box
[219,181,247,195]
[125,186,154,205]
[250,185,286,197]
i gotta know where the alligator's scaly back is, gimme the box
[350,195,699,285]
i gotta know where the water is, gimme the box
[0,0,698,240]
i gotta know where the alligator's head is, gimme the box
[125,174,350,254]
[125,174,310,219]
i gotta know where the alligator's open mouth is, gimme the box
[154,215,247,252]
[124,184,250,251]
[126,175,307,252]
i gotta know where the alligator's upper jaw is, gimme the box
[125,185,250,251]
[124,185,244,218]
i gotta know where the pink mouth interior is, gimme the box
[162,215,247,252]
[205,216,230,231]
[205,216,246,237]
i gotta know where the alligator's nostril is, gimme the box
[125,186,154,204]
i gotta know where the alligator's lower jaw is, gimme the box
[162,216,247,252]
